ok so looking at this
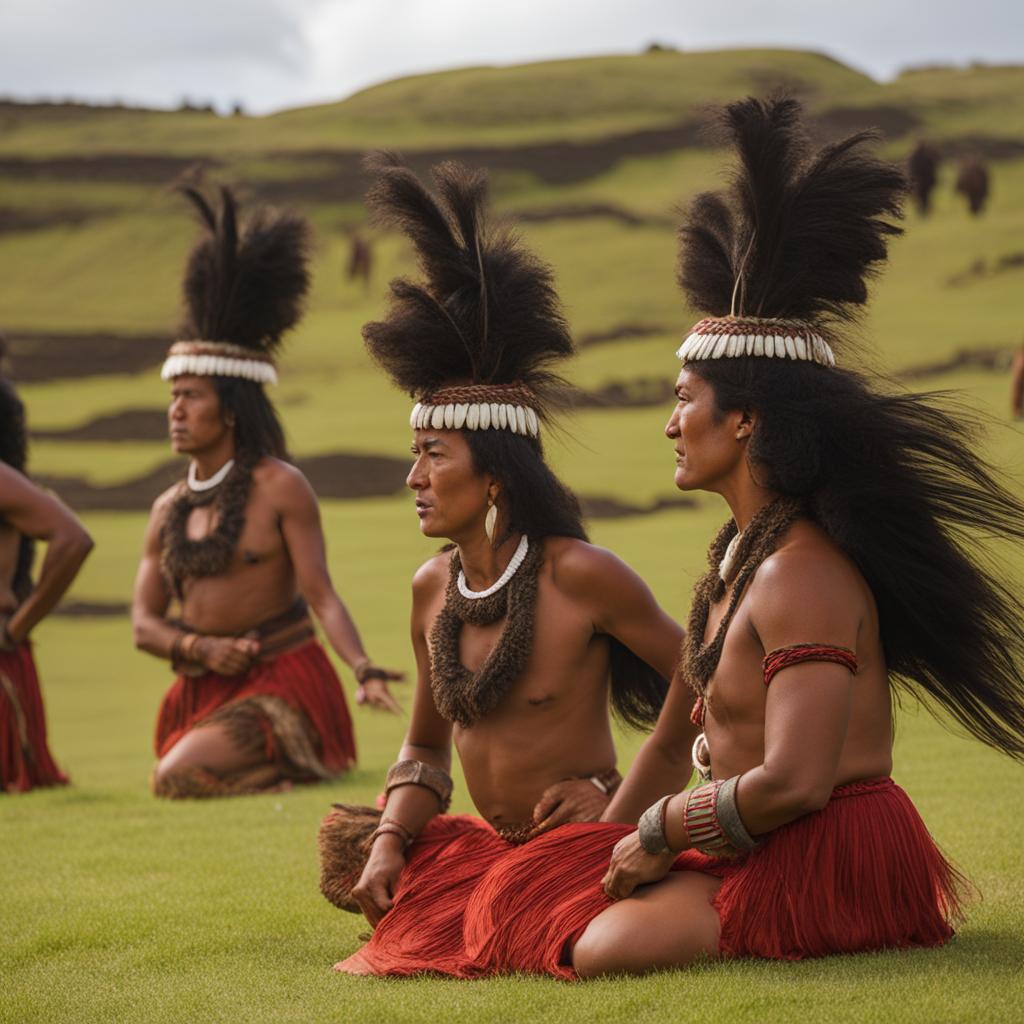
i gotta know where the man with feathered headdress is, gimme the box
[334,100,1024,978]
[132,186,401,799]
[319,156,690,973]
[0,338,93,792]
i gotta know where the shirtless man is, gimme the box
[335,98,1024,980]
[318,159,683,973]
[0,358,93,791]
[422,96,1023,979]
[132,185,399,799]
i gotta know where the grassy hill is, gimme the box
[1,47,1023,1024]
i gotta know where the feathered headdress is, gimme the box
[161,185,311,386]
[362,155,573,438]
[675,97,906,368]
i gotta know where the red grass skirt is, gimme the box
[0,643,69,793]
[155,639,356,773]
[337,778,962,978]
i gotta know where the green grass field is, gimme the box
[2,48,1024,1023]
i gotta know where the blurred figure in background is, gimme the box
[955,156,990,216]
[907,140,940,216]
[132,186,400,799]
[0,338,93,792]
[346,230,373,293]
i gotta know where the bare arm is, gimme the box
[553,541,684,680]
[603,548,863,899]
[0,464,93,644]
[131,491,178,659]
[351,561,454,924]
[270,463,402,711]
[602,666,696,824]
[663,550,861,846]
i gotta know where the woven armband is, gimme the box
[763,643,857,686]
[384,759,453,813]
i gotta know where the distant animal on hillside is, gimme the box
[907,141,940,215]
[955,157,990,216]
[346,232,373,291]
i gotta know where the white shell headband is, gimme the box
[409,383,540,438]
[161,340,278,385]
[676,316,836,368]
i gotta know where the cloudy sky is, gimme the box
[1,0,1021,115]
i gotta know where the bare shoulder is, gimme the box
[251,456,309,491]
[411,549,453,602]
[151,481,183,516]
[545,536,639,595]
[748,521,868,631]
[251,457,315,506]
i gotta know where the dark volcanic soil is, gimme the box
[6,331,169,383]
[37,451,413,511]
[32,408,169,442]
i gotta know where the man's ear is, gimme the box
[736,408,757,441]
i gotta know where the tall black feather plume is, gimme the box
[178,185,311,354]
[362,155,573,414]
[678,96,906,334]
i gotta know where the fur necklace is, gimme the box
[429,537,544,728]
[160,461,253,598]
[682,497,805,699]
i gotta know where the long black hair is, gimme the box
[177,184,308,465]
[364,156,668,728]
[0,340,35,600]
[679,97,1024,758]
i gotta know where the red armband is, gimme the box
[762,643,857,686]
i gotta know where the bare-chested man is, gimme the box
[318,159,683,974]
[0,354,93,791]
[132,186,399,799]
[377,97,1024,979]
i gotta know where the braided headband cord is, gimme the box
[161,340,278,385]
[676,316,836,368]
[410,382,540,437]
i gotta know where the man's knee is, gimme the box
[571,919,623,978]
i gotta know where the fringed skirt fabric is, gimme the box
[336,778,962,978]
[0,643,68,793]
[155,639,356,777]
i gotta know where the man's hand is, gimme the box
[356,678,403,714]
[533,778,611,832]
[601,829,677,900]
[351,836,406,926]
[194,636,259,676]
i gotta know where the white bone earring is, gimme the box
[485,498,497,544]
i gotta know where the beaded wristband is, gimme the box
[369,818,415,851]
[356,661,391,685]
[682,781,737,858]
